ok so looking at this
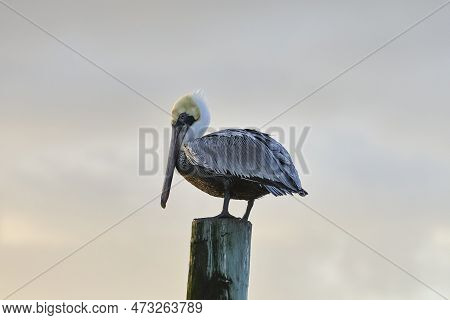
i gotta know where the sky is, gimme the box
[1,0,450,299]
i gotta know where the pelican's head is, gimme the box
[170,91,210,141]
[161,91,210,209]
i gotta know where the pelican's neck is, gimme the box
[183,93,210,143]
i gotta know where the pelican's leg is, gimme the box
[214,180,235,219]
[241,199,255,221]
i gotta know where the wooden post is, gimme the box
[186,218,252,300]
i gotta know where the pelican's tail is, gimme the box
[298,189,308,197]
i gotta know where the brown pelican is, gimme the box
[161,91,308,220]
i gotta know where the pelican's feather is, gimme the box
[183,129,305,196]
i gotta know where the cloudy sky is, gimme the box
[1,0,450,299]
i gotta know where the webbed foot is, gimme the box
[213,211,236,219]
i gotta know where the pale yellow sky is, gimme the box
[1,0,450,299]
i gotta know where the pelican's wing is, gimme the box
[183,129,305,196]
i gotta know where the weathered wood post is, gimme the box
[186,218,252,300]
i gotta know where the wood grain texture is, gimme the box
[186,218,252,300]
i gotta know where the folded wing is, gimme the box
[183,129,305,196]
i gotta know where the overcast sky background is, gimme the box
[1,0,450,299]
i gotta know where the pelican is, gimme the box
[161,91,308,220]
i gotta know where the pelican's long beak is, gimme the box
[161,124,187,209]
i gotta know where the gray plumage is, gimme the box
[183,129,307,197]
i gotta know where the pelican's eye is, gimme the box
[175,112,196,126]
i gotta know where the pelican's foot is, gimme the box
[213,211,236,219]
